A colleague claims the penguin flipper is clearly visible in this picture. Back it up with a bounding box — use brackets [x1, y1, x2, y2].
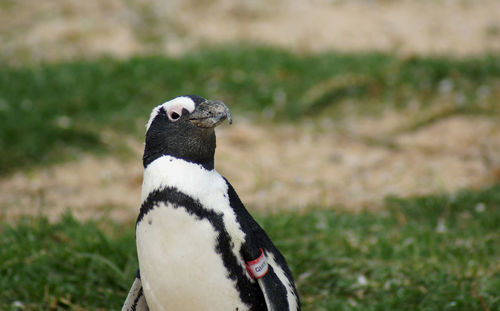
[245, 247, 292, 311]
[257, 277, 280, 311]
[121, 269, 149, 311]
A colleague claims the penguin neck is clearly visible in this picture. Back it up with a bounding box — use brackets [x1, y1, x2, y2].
[142, 126, 217, 171]
[143, 147, 215, 171]
[141, 155, 223, 204]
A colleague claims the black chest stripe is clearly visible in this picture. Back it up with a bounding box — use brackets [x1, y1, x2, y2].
[137, 186, 267, 310]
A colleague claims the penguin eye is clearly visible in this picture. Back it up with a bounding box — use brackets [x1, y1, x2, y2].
[169, 111, 181, 121]
[167, 107, 183, 122]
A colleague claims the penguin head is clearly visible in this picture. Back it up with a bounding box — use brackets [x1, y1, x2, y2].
[143, 95, 232, 170]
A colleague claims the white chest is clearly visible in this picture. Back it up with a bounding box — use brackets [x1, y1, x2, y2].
[137, 156, 251, 311]
[141, 156, 247, 255]
[136, 203, 249, 311]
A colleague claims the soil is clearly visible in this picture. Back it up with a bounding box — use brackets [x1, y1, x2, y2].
[1, 0, 499, 63]
[2, 114, 499, 221]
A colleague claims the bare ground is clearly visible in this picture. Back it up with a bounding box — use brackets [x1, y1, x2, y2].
[1, 0, 500, 64]
[2, 114, 499, 221]
[1, 0, 500, 221]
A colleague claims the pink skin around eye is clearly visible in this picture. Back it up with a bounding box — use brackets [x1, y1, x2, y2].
[167, 104, 184, 121]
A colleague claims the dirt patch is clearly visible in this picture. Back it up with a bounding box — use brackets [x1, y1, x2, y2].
[2, 115, 499, 221]
[1, 0, 500, 63]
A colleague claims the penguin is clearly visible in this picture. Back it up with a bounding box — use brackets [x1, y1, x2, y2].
[122, 95, 300, 311]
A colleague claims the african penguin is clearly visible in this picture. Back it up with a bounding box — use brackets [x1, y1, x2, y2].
[122, 95, 300, 311]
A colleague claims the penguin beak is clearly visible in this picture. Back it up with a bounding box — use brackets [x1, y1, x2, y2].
[189, 100, 233, 128]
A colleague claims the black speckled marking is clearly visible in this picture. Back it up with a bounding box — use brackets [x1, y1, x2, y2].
[131, 287, 144, 311]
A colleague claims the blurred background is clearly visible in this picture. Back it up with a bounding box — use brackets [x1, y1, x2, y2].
[1, 0, 499, 220]
[1, 0, 500, 309]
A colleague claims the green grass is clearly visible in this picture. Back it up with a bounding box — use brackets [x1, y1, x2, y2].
[1, 184, 499, 310]
[1, 46, 499, 174]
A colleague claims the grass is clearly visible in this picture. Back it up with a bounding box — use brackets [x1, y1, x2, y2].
[1, 184, 499, 311]
[0, 46, 499, 174]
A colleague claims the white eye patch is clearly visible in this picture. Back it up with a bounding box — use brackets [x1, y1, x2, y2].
[146, 96, 197, 131]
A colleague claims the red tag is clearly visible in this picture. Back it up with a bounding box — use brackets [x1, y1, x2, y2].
[246, 248, 269, 279]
